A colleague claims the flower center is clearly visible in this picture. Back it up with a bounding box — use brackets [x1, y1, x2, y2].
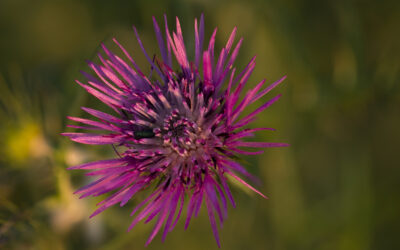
[154, 109, 200, 156]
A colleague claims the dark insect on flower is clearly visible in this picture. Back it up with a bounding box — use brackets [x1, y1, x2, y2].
[62, 14, 288, 247]
[133, 129, 155, 140]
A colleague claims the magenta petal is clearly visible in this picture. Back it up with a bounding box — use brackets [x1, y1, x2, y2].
[68, 158, 126, 170]
[128, 193, 165, 231]
[205, 177, 224, 224]
[145, 197, 170, 246]
[231, 141, 290, 148]
[67, 116, 117, 132]
[227, 171, 268, 199]
[120, 182, 146, 206]
[153, 16, 168, 64]
[170, 190, 184, 232]
[218, 172, 236, 208]
[251, 75, 287, 104]
[81, 107, 123, 123]
[234, 94, 282, 128]
[206, 196, 221, 248]
[185, 191, 198, 230]
[162, 186, 182, 241]
[133, 26, 165, 81]
[220, 159, 261, 185]
[203, 51, 213, 87]
[62, 133, 125, 145]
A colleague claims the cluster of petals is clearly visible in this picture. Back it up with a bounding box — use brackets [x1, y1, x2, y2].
[62, 14, 287, 247]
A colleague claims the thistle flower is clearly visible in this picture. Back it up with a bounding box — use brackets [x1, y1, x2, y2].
[62, 15, 288, 247]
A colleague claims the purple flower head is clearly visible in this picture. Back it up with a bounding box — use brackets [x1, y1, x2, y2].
[62, 15, 288, 247]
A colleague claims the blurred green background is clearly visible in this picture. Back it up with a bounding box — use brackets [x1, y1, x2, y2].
[0, 0, 399, 249]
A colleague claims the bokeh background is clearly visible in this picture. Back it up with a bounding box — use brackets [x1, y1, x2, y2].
[1, 0, 399, 249]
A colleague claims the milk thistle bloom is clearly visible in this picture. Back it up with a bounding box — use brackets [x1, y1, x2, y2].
[62, 15, 287, 246]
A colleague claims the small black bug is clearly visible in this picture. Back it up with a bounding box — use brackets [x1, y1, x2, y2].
[133, 129, 155, 139]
